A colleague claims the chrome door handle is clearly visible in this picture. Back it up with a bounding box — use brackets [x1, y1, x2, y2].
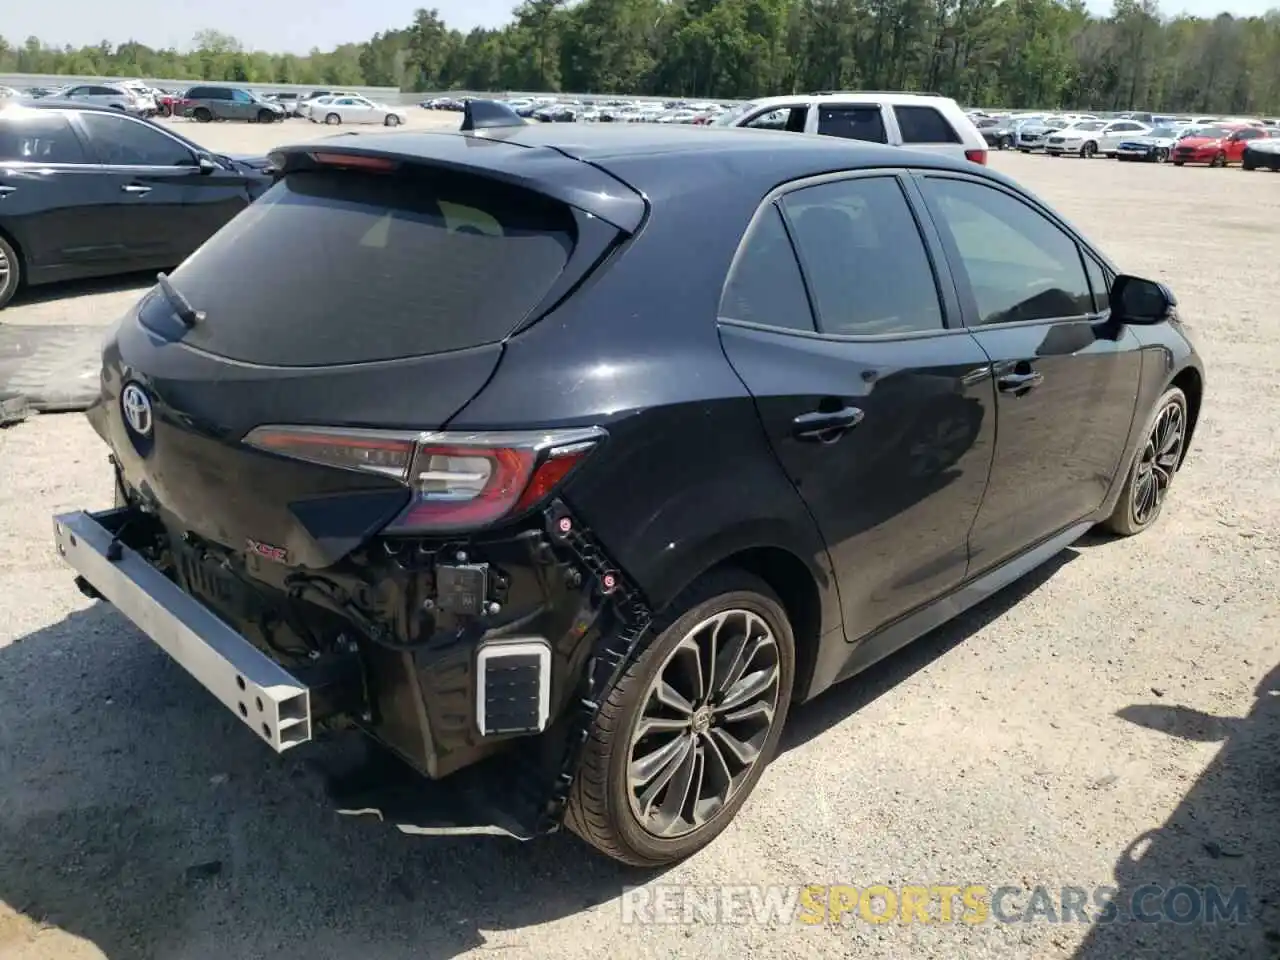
[0, 186, 15, 197]
[121, 184, 151, 195]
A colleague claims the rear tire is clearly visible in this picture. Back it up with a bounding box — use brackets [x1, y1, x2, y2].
[193, 107, 212, 123]
[0, 233, 21, 310]
[325, 113, 341, 125]
[1101, 387, 1188, 537]
[1173, 160, 1185, 166]
[1242, 155, 1256, 171]
[565, 569, 795, 867]
[1210, 151, 1226, 167]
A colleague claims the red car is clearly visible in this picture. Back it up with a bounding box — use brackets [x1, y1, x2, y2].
[1171, 123, 1268, 167]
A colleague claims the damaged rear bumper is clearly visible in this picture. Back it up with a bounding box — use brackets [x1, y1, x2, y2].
[52, 503, 653, 841]
[54, 508, 314, 752]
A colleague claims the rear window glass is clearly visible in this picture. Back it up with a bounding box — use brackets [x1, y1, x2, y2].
[165, 167, 576, 366]
[894, 105, 961, 144]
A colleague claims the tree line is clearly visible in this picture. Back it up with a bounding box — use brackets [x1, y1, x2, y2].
[3, 0, 1280, 114]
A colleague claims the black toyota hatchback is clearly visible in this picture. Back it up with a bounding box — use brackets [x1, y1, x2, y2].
[58, 103, 1205, 867]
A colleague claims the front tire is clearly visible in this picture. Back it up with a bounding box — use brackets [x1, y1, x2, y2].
[257, 108, 276, 124]
[0, 233, 21, 310]
[1211, 151, 1226, 167]
[1155, 147, 1169, 163]
[566, 570, 795, 866]
[1101, 387, 1188, 536]
[384, 114, 401, 127]
[1082, 141, 1097, 159]
[999, 135, 1012, 150]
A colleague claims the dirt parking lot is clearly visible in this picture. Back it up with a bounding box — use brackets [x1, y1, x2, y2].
[1, 124, 1278, 960]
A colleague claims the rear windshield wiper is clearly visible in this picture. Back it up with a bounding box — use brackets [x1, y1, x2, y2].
[155, 272, 205, 327]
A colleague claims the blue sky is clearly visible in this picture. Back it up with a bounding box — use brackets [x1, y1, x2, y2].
[4, 0, 1276, 55]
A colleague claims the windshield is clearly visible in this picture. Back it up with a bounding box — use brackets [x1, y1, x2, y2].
[1071, 121, 1106, 131]
[712, 102, 756, 126]
[1147, 127, 1178, 138]
[1188, 126, 1229, 139]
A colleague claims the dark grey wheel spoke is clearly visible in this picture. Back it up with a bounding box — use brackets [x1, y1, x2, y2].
[628, 607, 782, 839]
[1131, 400, 1185, 526]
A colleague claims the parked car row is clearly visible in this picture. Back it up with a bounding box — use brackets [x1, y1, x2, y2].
[965, 108, 1280, 168]
[421, 94, 735, 125]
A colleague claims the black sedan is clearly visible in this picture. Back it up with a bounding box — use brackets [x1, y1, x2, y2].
[0, 100, 273, 309]
[975, 116, 1015, 149]
[1242, 135, 1280, 171]
[57, 103, 1204, 868]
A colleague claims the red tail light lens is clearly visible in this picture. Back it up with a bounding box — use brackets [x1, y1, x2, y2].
[244, 425, 605, 533]
[965, 148, 988, 165]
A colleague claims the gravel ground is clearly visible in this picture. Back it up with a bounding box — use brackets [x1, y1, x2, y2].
[1, 134, 1278, 960]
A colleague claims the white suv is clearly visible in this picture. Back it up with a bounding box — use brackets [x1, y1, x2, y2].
[713, 92, 989, 163]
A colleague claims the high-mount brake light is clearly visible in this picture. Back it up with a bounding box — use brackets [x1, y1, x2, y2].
[242, 426, 606, 533]
[308, 152, 400, 172]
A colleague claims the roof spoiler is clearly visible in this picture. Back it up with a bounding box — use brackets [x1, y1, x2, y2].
[461, 98, 526, 133]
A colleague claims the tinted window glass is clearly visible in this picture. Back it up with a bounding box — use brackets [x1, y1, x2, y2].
[166, 168, 578, 366]
[921, 177, 1091, 325]
[90, 86, 119, 96]
[744, 107, 799, 131]
[1085, 256, 1110, 313]
[895, 105, 960, 144]
[0, 114, 88, 163]
[783, 177, 943, 336]
[232, 89, 253, 102]
[79, 113, 194, 166]
[186, 87, 209, 98]
[1238, 128, 1263, 140]
[817, 106, 887, 144]
[719, 205, 815, 333]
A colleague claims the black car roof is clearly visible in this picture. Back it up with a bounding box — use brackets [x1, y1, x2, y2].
[273, 123, 995, 232]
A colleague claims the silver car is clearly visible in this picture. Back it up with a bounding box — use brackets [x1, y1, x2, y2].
[54, 82, 145, 116]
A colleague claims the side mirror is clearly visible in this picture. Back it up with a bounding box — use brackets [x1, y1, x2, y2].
[1111, 274, 1176, 325]
[196, 155, 217, 174]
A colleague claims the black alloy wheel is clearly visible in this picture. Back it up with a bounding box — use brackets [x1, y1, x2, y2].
[1102, 387, 1188, 536]
[566, 570, 795, 866]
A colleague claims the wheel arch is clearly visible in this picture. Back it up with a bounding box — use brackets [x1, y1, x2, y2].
[1169, 364, 1203, 461]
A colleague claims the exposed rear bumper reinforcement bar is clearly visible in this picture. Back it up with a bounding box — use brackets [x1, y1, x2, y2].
[52, 509, 312, 753]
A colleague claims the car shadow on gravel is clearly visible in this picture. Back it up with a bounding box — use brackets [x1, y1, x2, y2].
[781, 547, 1079, 750]
[0, 603, 658, 960]
[4, 271, 154, 309]
[1071, 662, 1280, 959]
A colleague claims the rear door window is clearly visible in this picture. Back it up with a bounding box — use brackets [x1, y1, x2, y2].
[895, 105, 961, 144]
[166, 167, 579, 366]
[782, 176, 944, 336]
[719, 205, 815, 333]
[816, 106, 888, 144]
[0, 113, 89, 163]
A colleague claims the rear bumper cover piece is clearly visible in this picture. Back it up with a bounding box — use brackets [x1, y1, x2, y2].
[53, 509, 313, 752]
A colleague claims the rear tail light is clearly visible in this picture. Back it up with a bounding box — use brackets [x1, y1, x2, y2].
[244, 425, 605, 533]
[965, 148, 988, 165]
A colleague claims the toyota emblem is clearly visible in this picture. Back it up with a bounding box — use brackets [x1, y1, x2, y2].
[121, 383, 153, 438]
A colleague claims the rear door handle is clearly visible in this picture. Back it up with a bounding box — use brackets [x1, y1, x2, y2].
[996, 371, 1044, 394]
[121, 184, 151, 195]
[793, 406, 865, 442]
